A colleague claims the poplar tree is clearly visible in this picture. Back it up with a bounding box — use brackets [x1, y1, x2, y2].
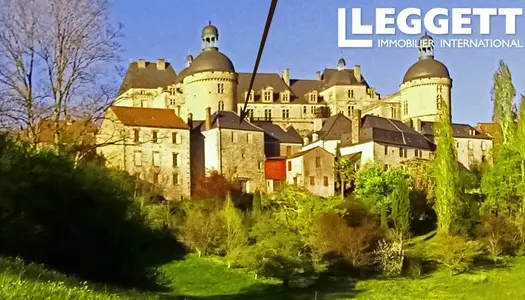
[433, 98, 460, 235]
[492, 60, 517, 149]
[391, 177, 411, 238]
[515, 95, 525, 211]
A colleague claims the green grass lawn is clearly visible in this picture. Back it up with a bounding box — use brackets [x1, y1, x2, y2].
[4, 248, 525, 299]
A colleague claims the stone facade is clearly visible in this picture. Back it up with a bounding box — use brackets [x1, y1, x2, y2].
[286, 147, 335, 198]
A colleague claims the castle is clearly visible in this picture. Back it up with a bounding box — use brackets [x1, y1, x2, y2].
[96, 23, 493, 200]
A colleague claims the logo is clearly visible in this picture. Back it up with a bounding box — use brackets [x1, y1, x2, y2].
[338, 8, 524, 48]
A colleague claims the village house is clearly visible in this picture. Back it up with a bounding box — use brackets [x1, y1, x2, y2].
[286, 146, 335, 197]
[96, 106, 191, 200]
[190, 109, 266, 194]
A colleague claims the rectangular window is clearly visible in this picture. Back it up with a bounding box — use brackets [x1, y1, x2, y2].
[152, 131, 158, 143]
[247, 109, 254, 118]
[481, 141, 486, 150]
[384, 145, 389, 155]
[152, 151, 160, 167]
[264, 91, 272, 101]
[398, 148, 407, 158]
[347, 105, 354, 116]
[247, 133, 253, 143]
[218, 101, 224, 111]
[309, 93, 317, 103]
[264, 109, 272, 120]
[391, 107, 397, 119]
[134, 151, 142, 167]
[172, 132, 179, 144]
[282, 109, 289, 119]
[172, 153, 178, 167]
[281, 93, 289, 102]
[217, 83, 224, 94]
[286, 146, 292, 156]
[348, 89, 354, 98]
[287, 161, 292, 171]
[468, 140, 473, 150]
[315, 157, 321, 168]
[323, 176, 329, 187]
[415, 149, 422, 158]
[141, 100, 148, 108]
[303, 106, 307, 114]
[456, 142, 460, 148]
[403, 102, 408, 115]
[133, 129, 140, 143]
[153, 173, 159, 184]
[172, 173, 179, 186]
[258, 162, 264, 169]
[309, 176, 315, 186]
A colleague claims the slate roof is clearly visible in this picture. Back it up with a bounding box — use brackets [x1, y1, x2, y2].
[288, 146, 334, 159]
[321, 68, 372, 89]
[118, 61, 177, 95]
[339, 115, 434, 150]
[193, 111, 263, 132]
[251, 121, 303, 144]
[316, 113, 353, 140]
[110, 106, 188, 129]
[421, 122, 491, 140]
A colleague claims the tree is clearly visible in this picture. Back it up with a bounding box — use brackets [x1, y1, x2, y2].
[492, 60, 517, 149]
[334, 143, 355, 197]
[0, 0, 121, 147]
[514, 95, 525, 212]
[390, 177, 411, 238]
[221, 197, 248, 268]
[433, 97, 461, 236]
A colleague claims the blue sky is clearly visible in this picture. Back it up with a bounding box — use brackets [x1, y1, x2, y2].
[110, 0, 525, 125]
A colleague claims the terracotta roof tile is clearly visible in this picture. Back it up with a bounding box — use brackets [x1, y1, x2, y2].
[110, 106, 188, 129]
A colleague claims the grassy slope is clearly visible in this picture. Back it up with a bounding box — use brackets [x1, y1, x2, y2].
[0, 257, 152, 300]
[4, 247, 525, 299]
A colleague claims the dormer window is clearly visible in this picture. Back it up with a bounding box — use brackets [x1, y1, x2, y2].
[168, 86, 176, 96]
[281, 91, 290, 102]
[262, 87, 274, 102]
[245, 90, 255, 102]
[469, 129, 476, 136]
[309, 92, 318, 103]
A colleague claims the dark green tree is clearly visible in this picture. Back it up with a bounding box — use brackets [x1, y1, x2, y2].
[492, 60, 517, 149]
[390, 177, 411, 238]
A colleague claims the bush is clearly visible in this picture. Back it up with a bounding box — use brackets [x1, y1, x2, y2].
[427, 235, 484, 275]
[403, 256, 423, 278]
[177, 206, 225, 257]
[375, 239, 404, 277]
[0, 135, 177, 287]
[477, 215, 520, 263]
[313, 213, 382, 269]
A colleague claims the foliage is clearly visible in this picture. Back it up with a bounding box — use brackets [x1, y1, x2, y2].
[0, 135, 176, 287]
[252, 191, 262, 217]
[477, 215, 520, 263]
[334, 143, 356, 197]
[221, 198, 248, 267]
[247, 213, 313, 287]
[177, 207, 225, 257]
[355, 163, 409, 228]
[481, 147, 522, 215]
[390, 177, 411, 237]
[432, 97, 461, 235]
[192, 171, 235, 205]
[264, 187, 344, 247]
[427, 235, 484, 275]
[375, 239, 404, 277]
[313, 213, 382, 269]
[492, 60, 517, 148]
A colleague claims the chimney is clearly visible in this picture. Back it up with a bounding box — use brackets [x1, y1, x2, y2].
[414, 118, 422, 132]
[187, 113, 193, 129]
[351, 109, 362, 144]
[303, 136, 310, 145]
[186, 55, 193, 67]
[316, 71, 321, 80]
[156, 59, 166, 70]
[313, 118, 323, 132]
[204, 107, 211, 130]
[283, 69, 290, 86]
[137, 59, 146, 68]
[312, 133, 319, 142]
[354, 65, 361, 82]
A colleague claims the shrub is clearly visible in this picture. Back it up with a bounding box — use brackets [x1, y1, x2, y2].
[313, 213, 382, 269]
[375, 239, 404, 277]
[0, 135, 176, 287]
[403, 256, 423, 278]
[477, 215, 520, 263]
[427, 235, 484, 275]
[177, 207, 225, 257]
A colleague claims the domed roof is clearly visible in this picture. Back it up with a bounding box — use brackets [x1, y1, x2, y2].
[177, 49, 235, 82]
[202, 24, 218, 37]
[403, 58, 450, 83]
